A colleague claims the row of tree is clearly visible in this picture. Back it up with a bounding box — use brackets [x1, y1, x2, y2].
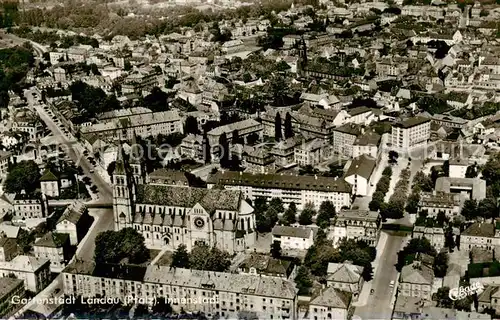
[380, 168, 411, 220]
[369, 166, 392, 212]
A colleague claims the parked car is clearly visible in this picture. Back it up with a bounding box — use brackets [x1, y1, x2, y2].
[389, 280, 395, 288]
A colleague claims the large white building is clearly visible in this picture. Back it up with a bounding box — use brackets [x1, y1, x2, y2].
[271, 225, 315, 251]
[80, 110, 183, 140]
[391, 117, 431, 152]
[207, 171, 352, 211]
[62, 261, 298, 319]
[344, 155, 377, 197]
[113, 144, 256, 254]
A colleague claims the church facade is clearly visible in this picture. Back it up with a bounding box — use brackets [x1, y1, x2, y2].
[112, 143, 256, 254]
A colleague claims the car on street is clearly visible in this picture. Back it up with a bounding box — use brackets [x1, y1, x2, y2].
[389, 280, 395, 288]
[89, 169, 94, 173]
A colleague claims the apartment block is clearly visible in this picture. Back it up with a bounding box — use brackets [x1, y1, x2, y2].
[391, 117, 431, 151]
[207, 171, 352, 211]
[62, 261, 298, 319]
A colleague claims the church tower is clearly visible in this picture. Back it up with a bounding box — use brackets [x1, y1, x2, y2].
[113, 143, 134, 231]
[297, 36, 308, 76]
[129, 133, 144, 186]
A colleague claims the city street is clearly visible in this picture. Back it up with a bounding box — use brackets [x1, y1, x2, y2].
[25, 88, 112, 202]
[76, 208, 115, 261]
[354, 232, 406, 320]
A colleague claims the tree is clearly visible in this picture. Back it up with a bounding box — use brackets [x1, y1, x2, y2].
[294, 266, 313, 295]
[269, 198, 284, 213]
[435, 287, 453, 308]
[406, 192, 420, 214]
[218, 133, 230, 168]
[461, 199, 478, 220]
[284, 112, 294, 139]
[434, 252, 448, 277]
[184, 116, 200, 135]
[478, 198, 498, 219]
[444, 228, 455, 251]
[299, 204, 315, 225]
[396, 237, 436, 271]
[369, 191, 385, 212]
[274, 112, 282, 141]
[5, 160, 41, 194]
[316, 201, 336, 229]
[282, 202, 297, 225]
[380, 200, 404, 220]
[189, 244, 231, 272]
[270, 240, 282, 258]
[382, 166, 392, 176]
[465, 164, 478, 178]
[17, 228, 34, 253]
[144, 87, 171, 112]
[388, 151, 399, 164]
[436, 211, 447, 226]
[202, 131, 211, 164]
[361, 262, 373, 281]
[442, 160, 450, 177]
[171, 244, 190, 269]
[107, 161, 116, 178]
[94, 228, 149, 264]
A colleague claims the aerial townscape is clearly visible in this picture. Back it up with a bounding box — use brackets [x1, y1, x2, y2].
[2, 0, 500, 319]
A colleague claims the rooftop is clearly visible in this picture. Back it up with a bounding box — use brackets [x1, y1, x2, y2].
[345, 154, 376, 180]
[34, 232, 69, 248]
[394, 116, 430, 129]
[326, 262, 363, 283]
[207, 171, 352, 193]
[63, 261, 297, 299]
[462, 222, 495, 238]
[400, 261, 434, 285]
[272, 225, 313, 239]
[309, 287, 351, 309]
[136, 185, 242, 214]
[0, 277, 23, 299]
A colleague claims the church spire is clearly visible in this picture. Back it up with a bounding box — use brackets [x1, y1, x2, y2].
[130, 132, 142, 164]
[115, 142, 126, 175]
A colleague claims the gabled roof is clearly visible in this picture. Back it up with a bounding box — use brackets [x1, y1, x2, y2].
[272, 225, 313, 239]
[326, 262, 363, 283]
[400, 262, 434, 285]
[462, 223, 495, 238]
[309, 287, 351, 309]
[40, 170, 58, 182]
[345, 154, 376, 180]
[35, 232, 69, 248]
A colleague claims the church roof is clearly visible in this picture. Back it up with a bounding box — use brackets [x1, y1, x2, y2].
[136, 185, 241, 214]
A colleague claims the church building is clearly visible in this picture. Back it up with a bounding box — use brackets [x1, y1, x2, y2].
[112, 140, 256, 254]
